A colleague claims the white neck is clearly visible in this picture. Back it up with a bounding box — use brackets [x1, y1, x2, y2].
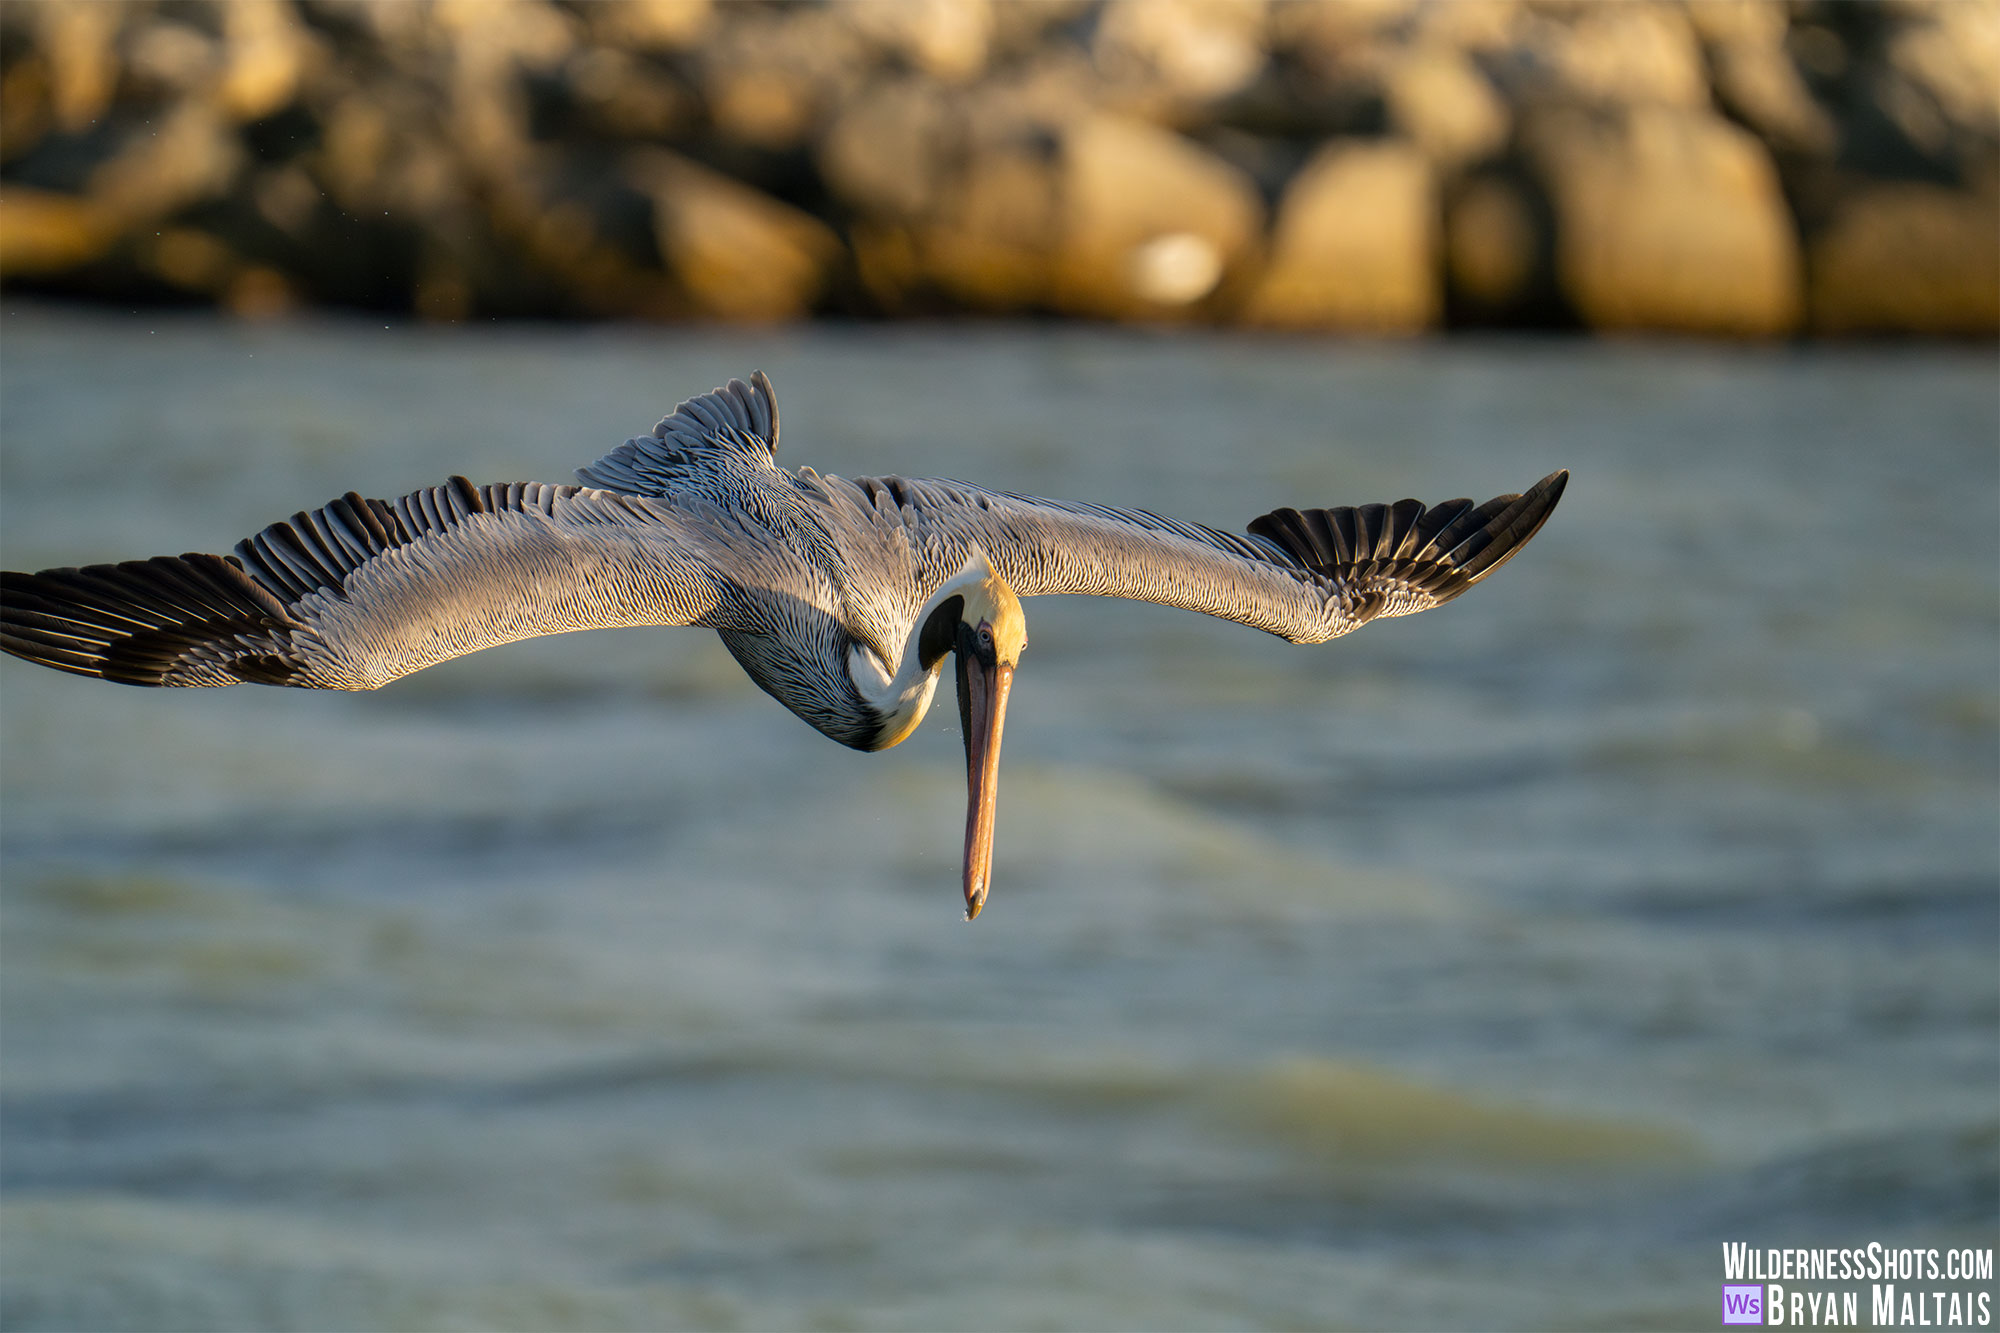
[847, 560, 993, 752]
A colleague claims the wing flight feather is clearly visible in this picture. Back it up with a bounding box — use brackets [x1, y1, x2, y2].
[1, 480, 736, 689]
[876, 471, 1568, 644]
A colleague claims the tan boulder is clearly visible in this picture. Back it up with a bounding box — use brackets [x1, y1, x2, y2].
[1049, 112, 1264, 319]
[1527, 106, 1802, 336]
[560, 47, 694, 141]
[432, 1, 577, 179]
[1270, 0, 1420, 72]
[1683, 0, 1788, 50]
[216, 0, 315, 123]
[1706, 38, 1838, 156]
[630, 149, 842, 320]
[314, 90, 466, 222]
[1383, 45, 1510, 173]
[1887, 4, 2000, 141]
[1551, 3, 1710, 109]
[1685, 0, 1837, 155]
[1809, 183, 2000, 335]
[431, 0, 577, 65]
[924, 123, 1063, 311]
[87, 103, 245, 226]
[846, 0, 994, 82]
[582, 0, 715, 52]
[819, 78, 954, 223]
[31, 0, 120, 132]
[122, 20, 220, 101]
[0, 187, 112, 277]
[988, 1, 1096, 60]
[1239, 139, 1439, 332]
[913, 108, 1263, 319]
[142, 226, 235, 293]
[1409, 0, 1523, 56]
[1093, 0, 1269, 106]
[701, 8, 872, 151]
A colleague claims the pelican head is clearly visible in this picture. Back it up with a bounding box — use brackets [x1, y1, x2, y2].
[853, 555, 1026, 919]
[939, 564, 1025, 921]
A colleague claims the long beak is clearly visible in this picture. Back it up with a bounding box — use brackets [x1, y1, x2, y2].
[956, 650, 1014, 921]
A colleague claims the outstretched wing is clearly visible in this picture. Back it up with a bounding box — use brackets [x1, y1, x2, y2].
[865, 470, 1568, 644]
[1, 478, 737, 689]
[575, 371, 780, 496]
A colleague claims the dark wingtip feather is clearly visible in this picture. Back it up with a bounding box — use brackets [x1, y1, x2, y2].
[1455, 469, 1568, 587]
[1, 556, 303, 687]
[1247, 469, 1568, 619]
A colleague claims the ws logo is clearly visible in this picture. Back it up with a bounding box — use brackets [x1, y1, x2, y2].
[1724, 1284, 1763, 1325]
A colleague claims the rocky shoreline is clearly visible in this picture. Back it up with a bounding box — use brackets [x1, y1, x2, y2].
[1, 0, 1993, 334]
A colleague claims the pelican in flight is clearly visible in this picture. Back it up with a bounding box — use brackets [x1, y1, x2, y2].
[0, 373, 1566, 919]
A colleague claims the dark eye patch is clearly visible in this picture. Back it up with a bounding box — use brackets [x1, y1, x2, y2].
[918, 595, 964, 672]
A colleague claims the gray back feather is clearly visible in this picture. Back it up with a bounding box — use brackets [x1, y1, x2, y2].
[575, 371, 780, 496]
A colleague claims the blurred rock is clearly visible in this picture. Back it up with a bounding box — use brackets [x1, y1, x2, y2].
[473, 146, 670, 316]
[1872, 2, 2000, 176]
[847, 0, 994, 82]
[224, 263, 299, 319]
[314, 89, 463, 222]
[31, 0, 120, 132]
[123, 20, 221, 102]
[1887, 3, 2000, 140]
[702, 8, 871, 151]
[1445, 169, 1546, 318]
[631, 148, 842, 320]
[89, 103, 244, 226]
[435, 0, 576, 173]
[251, 164, 322, 237]
[0, 185, 111, 276]
[433, 0, 576, 66]
[819, 77, 953, 223]
[1549, 3, 1710, 109]
[1383, 45, 1509, 174]
[1270, 0, 1419, 78]
[1093, 0, 1268, 107]
[988, 0, 1095, 60]
[581, 0, 715, 53]
[1707, 40, 1839, 157]
[1684, 0, 1837, 157]
[0, 42, 54, 165]
[1786, 20, 1847, 83]
[923, 116, 1064, 311]
[558, 47, 695, 141]
[0, 0, 1983, 336]
[1049, 111, 1263, 318]
[1409, 0, 1521, 55]
[913, 105, 1261, 318]
[1683, 0, 1787, 51]
[848, 220, 926, 311]
[1808, 182, 2000, 335]
[1239, 138, 1437, 332]
[1527, 106, 1801, 337]
[216, 0, 315, 123]
[138, 225, 236, 296]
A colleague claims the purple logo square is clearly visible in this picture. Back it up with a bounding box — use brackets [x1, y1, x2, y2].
[1723, 1284, 1763, 1325]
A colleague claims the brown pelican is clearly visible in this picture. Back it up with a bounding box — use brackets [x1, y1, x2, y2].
[0, 373, 1566, 919]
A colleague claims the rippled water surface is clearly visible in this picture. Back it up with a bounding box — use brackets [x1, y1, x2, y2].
[2, 307, 1995, 1330]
